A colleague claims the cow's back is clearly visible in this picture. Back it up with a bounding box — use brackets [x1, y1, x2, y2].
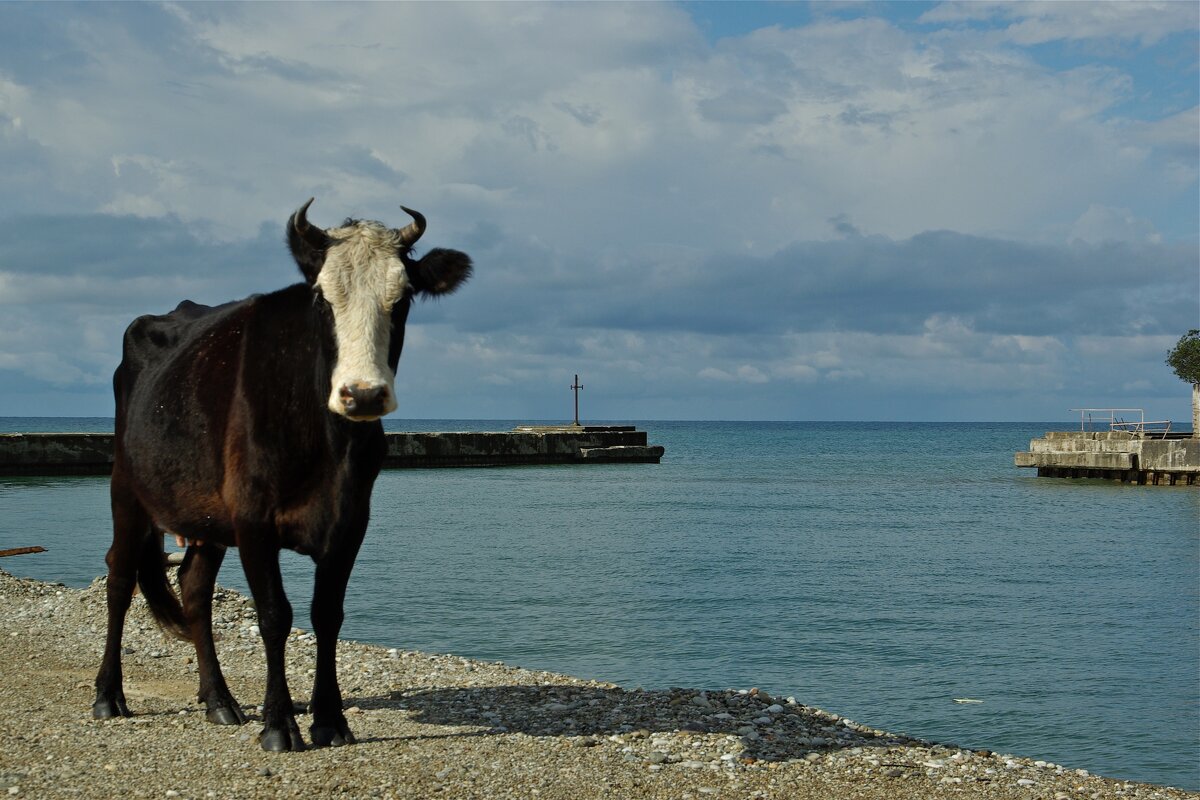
[118, 299, 232, 378]
[114, 297, 256, 540]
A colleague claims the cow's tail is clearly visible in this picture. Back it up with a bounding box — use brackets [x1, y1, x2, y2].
[136, 525, 191, 642]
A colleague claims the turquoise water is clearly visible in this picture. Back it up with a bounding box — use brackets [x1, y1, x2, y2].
[1, 418, 1196, 790]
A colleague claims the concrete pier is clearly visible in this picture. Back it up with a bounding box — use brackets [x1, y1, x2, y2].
[1015, 431, 1198, 485]
[0, 426, 664, 476]
[383, 426, 664, 468]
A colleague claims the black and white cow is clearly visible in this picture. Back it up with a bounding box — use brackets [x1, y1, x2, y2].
[93, 200, 471, 751]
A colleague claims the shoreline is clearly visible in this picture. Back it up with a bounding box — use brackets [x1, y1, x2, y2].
[0, 567, 1193, 799]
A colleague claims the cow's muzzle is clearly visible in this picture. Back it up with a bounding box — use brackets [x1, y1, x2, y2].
[336, 382, 395, 421]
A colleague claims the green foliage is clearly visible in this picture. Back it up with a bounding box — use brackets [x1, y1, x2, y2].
[1166, 329, 1200, 384]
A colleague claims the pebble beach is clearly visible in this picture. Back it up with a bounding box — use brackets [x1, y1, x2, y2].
[0, 567, 1193, 800]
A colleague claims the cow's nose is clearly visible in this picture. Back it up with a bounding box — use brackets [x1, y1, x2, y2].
[339, 384, 390, 419]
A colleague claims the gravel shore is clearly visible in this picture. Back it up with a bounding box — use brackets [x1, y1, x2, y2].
[0, 567, 1192, 800]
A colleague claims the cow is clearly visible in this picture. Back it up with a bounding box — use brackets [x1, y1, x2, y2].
[92, 199, 471, 751]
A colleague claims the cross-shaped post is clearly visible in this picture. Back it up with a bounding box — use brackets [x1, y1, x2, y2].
[570, 374, 583, 426]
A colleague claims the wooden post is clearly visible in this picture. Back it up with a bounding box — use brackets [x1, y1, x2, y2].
[570, 374, 583, 426]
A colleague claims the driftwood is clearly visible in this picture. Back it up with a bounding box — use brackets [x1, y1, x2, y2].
[0, 546, 47, 558]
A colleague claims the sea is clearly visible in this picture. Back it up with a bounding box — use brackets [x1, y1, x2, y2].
[1, 418, 1196, 790]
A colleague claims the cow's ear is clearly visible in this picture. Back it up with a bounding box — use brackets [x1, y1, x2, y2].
[287, 199, 330, 284]
[408, 248, 472, 297]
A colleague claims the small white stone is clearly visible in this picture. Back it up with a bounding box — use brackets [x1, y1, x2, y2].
[1016, 778, 1036, 787]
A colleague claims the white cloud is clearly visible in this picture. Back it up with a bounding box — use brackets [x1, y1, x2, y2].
[1070, 204, 1161, 244]
[0, 2, 1192, 246]
[0, 3, 1194, 420]
[920, 1, 1198, 46]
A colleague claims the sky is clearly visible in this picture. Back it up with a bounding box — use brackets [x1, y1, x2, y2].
[0, 1, 1196, 422]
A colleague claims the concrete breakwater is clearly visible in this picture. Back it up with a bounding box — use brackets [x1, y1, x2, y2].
[0, 425, 664, 476]
[1015, 431, 1198, 485]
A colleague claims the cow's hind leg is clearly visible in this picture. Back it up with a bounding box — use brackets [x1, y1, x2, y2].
[308, 547, 361, 748]
[237, 529, 305, 751]
[179, 543, 246, 725]
[93, 473, 145, 719]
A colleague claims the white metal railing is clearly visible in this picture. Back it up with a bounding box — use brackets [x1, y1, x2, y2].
[1069, 408, 1172, 436]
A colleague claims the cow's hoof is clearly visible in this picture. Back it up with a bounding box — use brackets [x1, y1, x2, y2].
[259, 723, 306, 752]
[310, 723, 356, 748]
[206, 704, 247, 726]
[92, 698, 131, 719]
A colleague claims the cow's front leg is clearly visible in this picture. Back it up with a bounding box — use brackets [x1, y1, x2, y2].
[237, 530, 304, 751]
[308, 547, 360, 748]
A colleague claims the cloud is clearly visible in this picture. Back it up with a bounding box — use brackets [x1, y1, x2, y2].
[1, 2, 1194, 246]
[0, 2, 1194, 420]
[920, 2, 1199, 46]
[698, 365, 770, 384]
[697, 89, 788, 125]
[0, 212, 301, 404]
[1069, 204, 1161, 244]
[454, 228, 1195, 338]
[0, 205, 1193, 418]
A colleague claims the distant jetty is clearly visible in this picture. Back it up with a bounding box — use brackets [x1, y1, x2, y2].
[0, 425, 664, 476]
[1015, 431, 1198, 485]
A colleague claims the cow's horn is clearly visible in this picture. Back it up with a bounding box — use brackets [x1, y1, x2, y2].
[292, 197, 327, 248]
[396, 206, 427, 247]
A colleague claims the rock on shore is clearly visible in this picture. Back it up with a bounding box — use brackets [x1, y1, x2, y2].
[0, 567, 1192, 799]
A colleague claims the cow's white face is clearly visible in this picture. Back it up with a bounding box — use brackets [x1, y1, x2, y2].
[288, 199, 472, 422]
[316, 221, 407, 420]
